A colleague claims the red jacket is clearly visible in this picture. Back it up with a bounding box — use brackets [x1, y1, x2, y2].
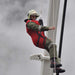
[26, 20, 47, 49]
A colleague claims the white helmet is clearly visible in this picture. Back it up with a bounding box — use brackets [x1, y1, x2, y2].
[27, 9, 39, 19]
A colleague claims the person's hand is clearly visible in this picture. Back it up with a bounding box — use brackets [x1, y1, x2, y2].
[49, 26, 55, 30]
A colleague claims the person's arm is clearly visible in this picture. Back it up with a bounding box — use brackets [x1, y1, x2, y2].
[27, 22, 55, 31]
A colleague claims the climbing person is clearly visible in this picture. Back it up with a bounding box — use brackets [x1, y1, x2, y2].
[24, 9, 65, 73]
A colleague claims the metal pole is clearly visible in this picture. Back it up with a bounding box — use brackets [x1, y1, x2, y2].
[57, 0, 67, 75]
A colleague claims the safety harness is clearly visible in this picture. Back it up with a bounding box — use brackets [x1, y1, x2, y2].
[25, 19, 47, 49]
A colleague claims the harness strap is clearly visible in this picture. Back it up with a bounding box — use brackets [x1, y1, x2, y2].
[36, 32, 40, 47]
[43, 37, 46, 48]
[36, 32, 46, 48]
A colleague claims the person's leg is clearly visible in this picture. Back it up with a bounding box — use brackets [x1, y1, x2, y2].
[45, 38, 57, 59]
[45, 38, 62, 68]
[45, 38, 65, 73]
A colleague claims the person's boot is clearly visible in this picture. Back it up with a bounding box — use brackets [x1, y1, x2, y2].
[53, 67, 65, 73]
[50, 58, 62, 68]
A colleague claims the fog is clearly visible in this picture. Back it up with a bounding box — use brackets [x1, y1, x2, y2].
[0, 0, 75, 75]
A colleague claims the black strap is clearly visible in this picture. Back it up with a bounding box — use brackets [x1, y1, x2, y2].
[36, 32, 46, 48]
[36, 32, 41, 47]
[43, 37, 46, 48]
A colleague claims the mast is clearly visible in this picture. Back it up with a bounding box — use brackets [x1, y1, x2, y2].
[47, 0, 60, 43]
[42, 0, 60, 75]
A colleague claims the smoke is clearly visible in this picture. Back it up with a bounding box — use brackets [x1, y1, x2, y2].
[0, 0, 28, 26]
[0, 0, 49, 26]
[0, 0, 49, 75]
[0, 0, 75, 75]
